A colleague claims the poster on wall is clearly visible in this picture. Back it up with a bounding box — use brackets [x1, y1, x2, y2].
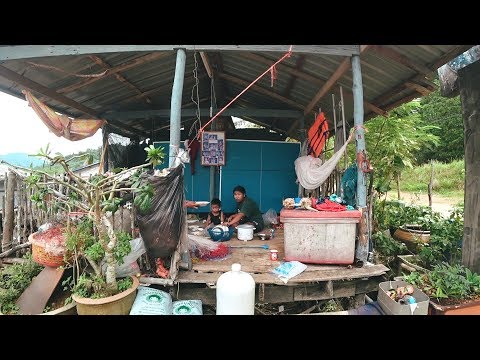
[201, 131, 225, 166]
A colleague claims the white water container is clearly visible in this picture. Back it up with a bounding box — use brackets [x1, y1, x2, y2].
[216, 263, 255, 315]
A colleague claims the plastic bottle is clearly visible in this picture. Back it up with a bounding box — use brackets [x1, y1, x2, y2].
[216, 263, 255, 315]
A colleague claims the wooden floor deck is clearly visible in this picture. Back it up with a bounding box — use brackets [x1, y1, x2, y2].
[158, 224, 389, 305]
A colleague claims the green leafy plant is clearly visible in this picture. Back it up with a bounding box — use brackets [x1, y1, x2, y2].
[1, 145, 166, 299]
[0, 253, 43, 314]
[404, 262, 480, 302]
[144, 144, 165, 167]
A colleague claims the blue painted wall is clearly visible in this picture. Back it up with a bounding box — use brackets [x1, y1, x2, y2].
[220, 140, 299, 214]
[153, 140, 300, 215]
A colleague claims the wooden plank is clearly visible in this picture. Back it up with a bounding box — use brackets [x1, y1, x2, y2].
[0, 45, 360, 61]
[404, 81, 433, 96]
[294, 281, 356, 301]
[16, 267, 65, 315]
[304, 45, 371, 115]
[104, 108, 303, 120]
[1, 172, 15, 252]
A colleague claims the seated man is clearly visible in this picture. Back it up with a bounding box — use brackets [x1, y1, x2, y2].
[224, 185, 264, 233]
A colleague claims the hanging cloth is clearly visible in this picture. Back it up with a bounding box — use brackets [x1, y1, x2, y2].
[23, 90, 105, 141]
[307, 112, 329, 157]
[295, 131, 353, 190]
[184, 138, 200, 175]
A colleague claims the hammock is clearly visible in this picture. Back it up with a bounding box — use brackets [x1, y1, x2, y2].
[23, 90, 105, 141]
[295, 135, 352, 190]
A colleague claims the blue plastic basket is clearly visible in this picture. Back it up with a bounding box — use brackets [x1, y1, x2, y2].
[208, 227, 234, 242]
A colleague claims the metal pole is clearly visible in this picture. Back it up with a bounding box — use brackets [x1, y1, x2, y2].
[169, 48, 187, 168]
[340, 86, 347, 170]
[351, 54, 368, 263]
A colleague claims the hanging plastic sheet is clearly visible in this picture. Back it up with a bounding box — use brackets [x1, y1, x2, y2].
[136, 165, 186, 260]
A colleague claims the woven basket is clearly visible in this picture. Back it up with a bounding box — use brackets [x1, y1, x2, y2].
[30, 232, 65, 268]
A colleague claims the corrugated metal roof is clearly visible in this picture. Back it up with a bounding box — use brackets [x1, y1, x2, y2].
[0, 45, 473, 140]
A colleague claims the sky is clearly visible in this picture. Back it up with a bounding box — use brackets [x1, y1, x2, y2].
[0, 92, 103, 156]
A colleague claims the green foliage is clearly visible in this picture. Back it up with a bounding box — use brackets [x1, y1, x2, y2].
[404, 263, 480, 301]
[144, 144, 165, 167]
[418, 88, 464, 163]
[72, 273, 133, 299]
[372, 231, 408, 257]
[134, 183, 154, 215]
[114, 232, 132, 266]
[362, 101, 440, 193]
[390, 160, 464, 196]
[416, 206, 464, 268]
[101, 197, 123, 214]
[0, 254, 43, 314]
[374, 199, 442, 232]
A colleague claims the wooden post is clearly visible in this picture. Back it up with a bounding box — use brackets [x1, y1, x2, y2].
[2, 172, 16, 252]
[169, 48, 187, 168]
[458, 61, 480, 273]
[428, 160, 434, 207]
[351, 55, 368, 263]
[15, 182, 22, 247]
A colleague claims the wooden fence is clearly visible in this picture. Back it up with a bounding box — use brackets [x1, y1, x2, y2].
[0, 170, 135, 259]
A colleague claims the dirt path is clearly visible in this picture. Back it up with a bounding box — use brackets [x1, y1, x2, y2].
[386, 192, 463, 217]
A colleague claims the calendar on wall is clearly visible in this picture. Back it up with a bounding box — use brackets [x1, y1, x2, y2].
[201, 131, 225, 166]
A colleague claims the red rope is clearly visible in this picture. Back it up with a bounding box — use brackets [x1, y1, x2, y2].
[197, 45, 293, 139]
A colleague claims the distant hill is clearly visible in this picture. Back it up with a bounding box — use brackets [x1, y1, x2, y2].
[0, 152, 45, 168]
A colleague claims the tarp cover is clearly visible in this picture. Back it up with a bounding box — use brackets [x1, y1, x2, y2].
[136, 165, 186, 259]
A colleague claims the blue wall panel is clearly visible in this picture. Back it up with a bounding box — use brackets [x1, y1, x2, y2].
[220, 140, 300, 213]
[154, 140, 300, 214]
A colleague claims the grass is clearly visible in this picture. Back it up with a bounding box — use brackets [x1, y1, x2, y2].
[392, 160, 464, 198]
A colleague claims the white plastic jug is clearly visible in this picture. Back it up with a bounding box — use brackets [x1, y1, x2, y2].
[216, 263, 255, 315]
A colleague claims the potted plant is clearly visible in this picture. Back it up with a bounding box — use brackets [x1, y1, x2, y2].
[1, 144, 165, 315]
[404, 263, 480, 315]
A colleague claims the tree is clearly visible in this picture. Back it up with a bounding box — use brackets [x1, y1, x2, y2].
[418, 87, 464, 163]
[1, 144, 165, 298]
[362, 101, 440, 197]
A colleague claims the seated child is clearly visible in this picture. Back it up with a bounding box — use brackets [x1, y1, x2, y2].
[205, 198, 225, 228]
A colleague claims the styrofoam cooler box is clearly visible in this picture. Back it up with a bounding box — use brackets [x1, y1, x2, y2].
[280, 208, 361, 264]
[377, 280, 430, 315]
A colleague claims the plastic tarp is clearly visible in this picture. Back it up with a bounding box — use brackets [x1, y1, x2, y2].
[135, 165, 186, 260]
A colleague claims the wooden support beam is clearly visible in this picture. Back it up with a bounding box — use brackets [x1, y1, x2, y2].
[404, 81, 432, 96]
[237, 52, 386, 118]
[0, 45, 360, 61]
[88, 55, 152, 103]
[56, 52, 168, 94]
[0, 64, 100, 118]
[102, 73, 208, 111]
[200, 52, 213, 79]
[0, 64, 147, 138]
[371, 45, 473, 110]
[218, 72, 305, 110]
[371, 45, 433, 76]
[103, 108, 303, 120]
[304, 45, 371, 115]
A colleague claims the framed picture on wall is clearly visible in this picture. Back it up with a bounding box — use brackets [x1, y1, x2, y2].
[201, 131, 225, 166]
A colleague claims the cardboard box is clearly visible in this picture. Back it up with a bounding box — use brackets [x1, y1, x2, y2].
[378, 280, 430, 315]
